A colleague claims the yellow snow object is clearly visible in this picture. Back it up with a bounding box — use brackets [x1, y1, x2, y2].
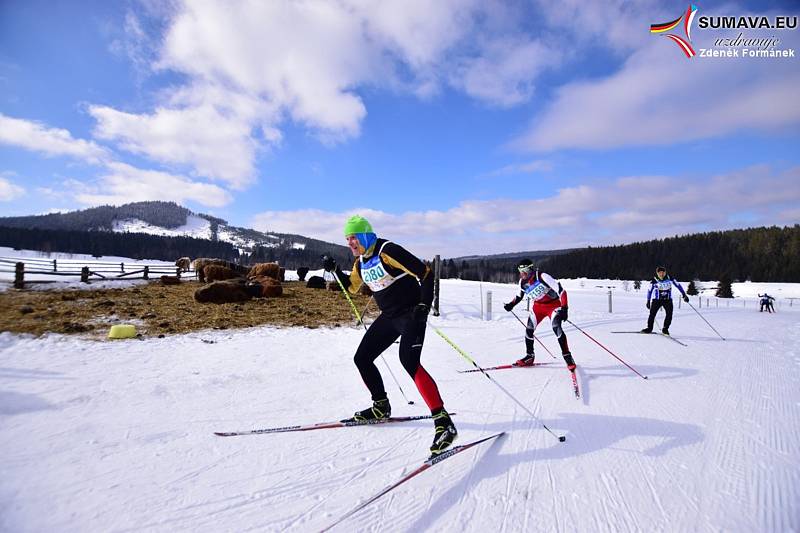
[108, 324, 137, 339]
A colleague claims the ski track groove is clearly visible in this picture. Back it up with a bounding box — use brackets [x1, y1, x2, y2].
[522, 372, 555, 532]
[283, 426, 422, 531]
[451, 407, 495, 529]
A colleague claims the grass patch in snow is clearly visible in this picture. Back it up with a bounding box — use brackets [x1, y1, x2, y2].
[0, 280, 372, 337]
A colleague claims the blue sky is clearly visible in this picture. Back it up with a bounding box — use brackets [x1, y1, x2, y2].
[1, 0, 798, 257]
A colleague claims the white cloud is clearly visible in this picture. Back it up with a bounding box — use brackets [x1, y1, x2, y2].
[90, 100, 261, 189]
[0, 113, 109, 164]
[73, 162, 233, 208]
[0, 175, 25, 201]
[483, 159, 553, 177]
[451, 37, 557, 107]
[251, 165, 800, 257]
[89, 0, 556, 184]
[514, 8, 800, 151]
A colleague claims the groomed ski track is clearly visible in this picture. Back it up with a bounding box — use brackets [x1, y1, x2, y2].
[1, 279, 798, 532]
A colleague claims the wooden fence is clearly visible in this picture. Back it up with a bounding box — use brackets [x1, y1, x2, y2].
[0, 256, 190, 289]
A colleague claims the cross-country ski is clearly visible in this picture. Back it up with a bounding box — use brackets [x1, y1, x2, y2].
[320, 432, 505, 532]
[213, 414, 443, 437]
[458, 361, 555, 373]
[611, 330, 688, 346]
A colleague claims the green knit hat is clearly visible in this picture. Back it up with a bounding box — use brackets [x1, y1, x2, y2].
[343, 215, 373, 236]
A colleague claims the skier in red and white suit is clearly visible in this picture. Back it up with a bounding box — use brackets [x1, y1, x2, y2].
[503, 259, 576, 372]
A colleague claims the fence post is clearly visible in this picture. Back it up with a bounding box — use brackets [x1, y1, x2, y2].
[698, 297, 701, 308]
[608, 290, 613, 313]
[678, 297, 682, 309]
[14, 262, 24, 289]
[143, 265, 149, 280]
[80, 266, 89, 283]
[53, 259, 57, 272]
[176, 267, 181, 278]
[716, 298, 719, 308]
[485, 291, 492, 321]
[432, 254, 441, 317]
[120, 262, 124, 273]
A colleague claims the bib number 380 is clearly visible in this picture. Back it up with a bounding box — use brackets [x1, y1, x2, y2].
[363, 265, 386, 283]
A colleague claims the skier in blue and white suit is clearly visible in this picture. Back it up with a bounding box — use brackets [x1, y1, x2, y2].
[641, 266, 689, 335]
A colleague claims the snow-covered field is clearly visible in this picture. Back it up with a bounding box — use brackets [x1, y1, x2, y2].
[1, 268, 799, 531]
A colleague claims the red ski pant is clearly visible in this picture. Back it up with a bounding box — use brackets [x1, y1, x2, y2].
[525, 300, 570, 355]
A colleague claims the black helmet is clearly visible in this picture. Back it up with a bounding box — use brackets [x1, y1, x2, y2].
[517, 258, 535, 274]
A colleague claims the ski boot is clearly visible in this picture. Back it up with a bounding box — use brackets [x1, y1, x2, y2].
[430, 409, 458, 456]
[346, 398, 391, 423]
[563, 352, 576, 372]
[514, 353, 536, 367]
[661, 328, 670, 335]
[640, 327, 652, 333]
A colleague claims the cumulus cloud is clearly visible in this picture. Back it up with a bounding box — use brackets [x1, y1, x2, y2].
[0, 113, 235, 208]
[0, 113, 109, 164]
[73, 162, 233, 207]
[90, 99, 261, 189]
[251, 165, 800, 257]
[89, 0, 555, 184]
[0, 174, 25, 201]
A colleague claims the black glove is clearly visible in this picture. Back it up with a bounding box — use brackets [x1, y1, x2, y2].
[503, 301, 515, 312]
[559, 305, 568, 321]
[683, 295, 689, 303]
[321, 255, 336, 272]
[412, 303, 429, 323]
[646, 301, 651, 309]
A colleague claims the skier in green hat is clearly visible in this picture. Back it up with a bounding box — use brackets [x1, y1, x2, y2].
[323, 214, 457, 456]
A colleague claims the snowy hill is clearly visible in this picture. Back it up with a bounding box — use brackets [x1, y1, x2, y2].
[0, 201, 336, 255]
[1, 277, 798, 531]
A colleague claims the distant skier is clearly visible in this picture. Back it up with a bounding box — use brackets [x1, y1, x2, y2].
[322, 215, 457, 456]
[502, 259, 576, 372]
[641, 266, 689, 335]
[758, 293, 776, 313]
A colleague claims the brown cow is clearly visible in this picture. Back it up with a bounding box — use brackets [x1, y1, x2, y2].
[175, 257, 191, 271]
[193, 280, 257, 304]
[204, 264, 242, 282]
[248, 262, 281, 280]
[192, 258, 229, 282]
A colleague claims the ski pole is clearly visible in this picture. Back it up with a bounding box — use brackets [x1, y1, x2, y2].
[431, 325, 566, 443]
[331, 269, 415, 405]
[685, 301, 725, 340]
[360, 295, 373, 320]
[509, 310, 557, 359]
[565, 319, 649, 380]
